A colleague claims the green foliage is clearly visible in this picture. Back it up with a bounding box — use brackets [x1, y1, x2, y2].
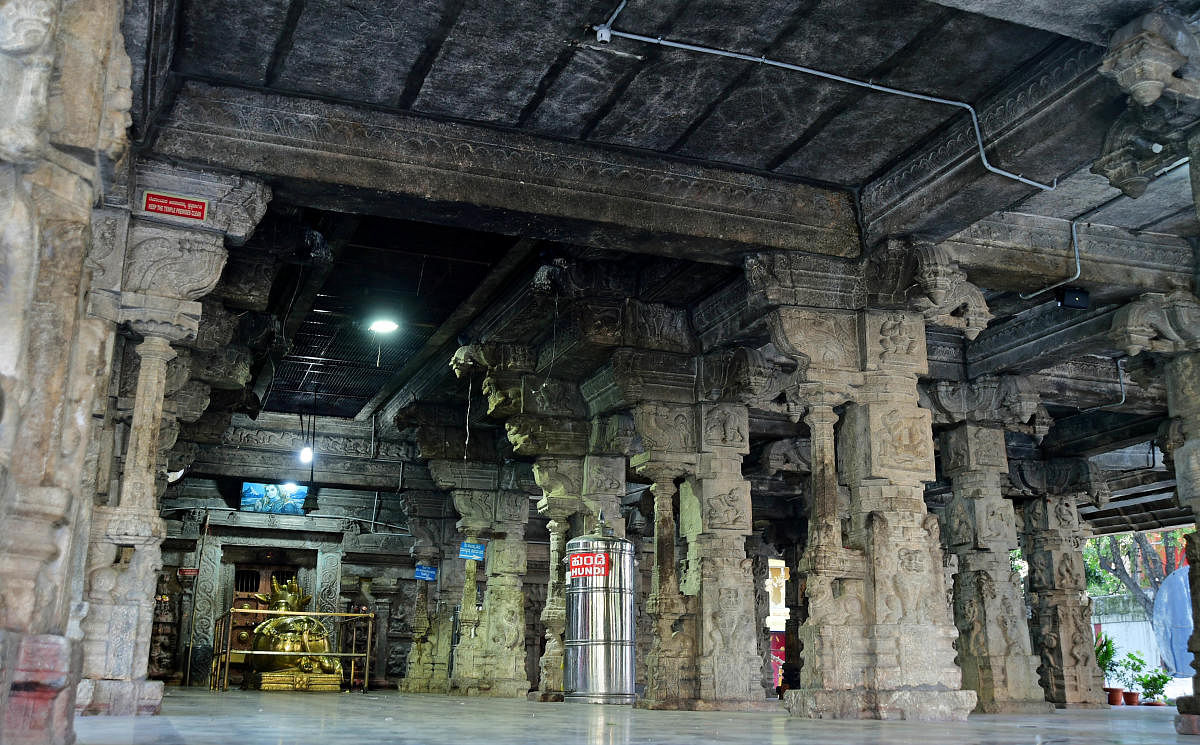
[1135, 668, 1172, 700]
[1115, 651, 1146, 689]
[1094, 632, 1118, 678]
[1083, 535, 1128, 596]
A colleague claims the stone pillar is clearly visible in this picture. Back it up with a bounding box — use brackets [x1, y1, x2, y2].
[76, 335, 176, 715]
[939, 424, 1052, 713]
[780, 309, 974, 721]
[448, 489, 489, 693]
[0, 0, 134, 731]
[400, 514, 448, 693]
[475, 490, 531, 697]
[635, 461, 699, 709]
[681, 403, 764, 708]
[530, 456, 584, 701]
[1104, 291, 1200, 730]
[744, 532, 775, 697]
[1019, 492, 1105, 708]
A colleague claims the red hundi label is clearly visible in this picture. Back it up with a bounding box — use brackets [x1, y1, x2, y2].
[142, 192, 208, 221]
[568, 552, 609, 579]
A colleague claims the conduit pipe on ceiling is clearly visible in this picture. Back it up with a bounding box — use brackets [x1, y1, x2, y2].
[593, 1, 1056, 192]
[1019, 158, 1190, 300]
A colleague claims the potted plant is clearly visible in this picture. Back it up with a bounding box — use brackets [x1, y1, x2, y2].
[1136, 667, 1172, 706]
[1116, 651, 1146, 705]
[1095, 632, 1122, 705]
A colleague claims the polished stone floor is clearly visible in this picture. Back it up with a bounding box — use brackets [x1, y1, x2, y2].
[75, 688, 1186, 745]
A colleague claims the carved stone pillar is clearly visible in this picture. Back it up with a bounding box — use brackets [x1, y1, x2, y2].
[475, 491, 531, 698]
[1018, 492, 1105, 708]
[531, 457, 583, 701]
[400, 514, 448, 693]
[1105, 290, 1200, 730]
[635, 461, 699, 709]
[447, 489, 490, 694]
[744, 532, 775, 697]
[778, 309, 974, 720]
[682, 403, 763, 707]
[939, 424, 1052, 713]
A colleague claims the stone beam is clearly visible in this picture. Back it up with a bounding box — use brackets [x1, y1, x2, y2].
[860, 41, 1116, 248]
[966, 303, 1121, 378]
[188, 445, 427, 491]
[924, 0, 1189, 44]
[1031, 358, 1167, 415]
[1038, 411, 1165, 457]
[940, 212, 1194, 300]
[153, 82, 859, 263]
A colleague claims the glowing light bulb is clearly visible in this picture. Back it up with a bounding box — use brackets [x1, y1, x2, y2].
[299, 446, 313, 463]
[368, 319, 399, 333]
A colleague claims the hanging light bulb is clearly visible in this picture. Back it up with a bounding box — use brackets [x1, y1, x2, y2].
[299, 446, 313, 463]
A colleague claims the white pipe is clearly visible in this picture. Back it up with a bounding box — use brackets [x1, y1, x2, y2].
[1082, 357, 1127, 413]
[1019, 218, 1082, 300]
[594, 9, 1056, 192]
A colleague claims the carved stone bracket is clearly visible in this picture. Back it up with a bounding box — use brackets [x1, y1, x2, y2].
[920, 374, 1046, 436]
[1110, 290, 1200, 357]
[1100, 12, 1200, 109]
[130, 160, 271, 244]
[1007, 457, 1111, 506]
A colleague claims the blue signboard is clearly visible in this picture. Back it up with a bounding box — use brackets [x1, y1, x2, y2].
[414, 564, 438, 582]
[459, 541, 486, 561]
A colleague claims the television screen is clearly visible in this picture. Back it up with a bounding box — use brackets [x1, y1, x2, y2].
[240, 482, 307, 515]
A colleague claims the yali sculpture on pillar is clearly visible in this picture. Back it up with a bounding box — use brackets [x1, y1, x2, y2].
[246, 577, 343, 691]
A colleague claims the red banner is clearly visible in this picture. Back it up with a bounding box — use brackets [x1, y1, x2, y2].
[568, 552, 609, 579]
[143, 192, 208, 221]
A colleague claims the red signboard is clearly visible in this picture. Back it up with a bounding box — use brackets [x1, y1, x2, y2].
[568, 552, 609, 579]
[177, 568, 200, 577]
[143, 191, 207, 221]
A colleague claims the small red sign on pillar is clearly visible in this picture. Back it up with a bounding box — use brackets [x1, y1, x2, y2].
[142, 191, 208, 221]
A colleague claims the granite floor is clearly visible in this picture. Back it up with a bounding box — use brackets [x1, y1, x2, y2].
[74, 688, 1186, 745]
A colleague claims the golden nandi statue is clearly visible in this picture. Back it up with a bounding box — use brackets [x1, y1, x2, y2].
[246, 577, 343, 691]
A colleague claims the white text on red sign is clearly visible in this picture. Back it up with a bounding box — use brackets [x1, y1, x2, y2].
[568, 552, 609, 578]
[143, 192, 208, 221]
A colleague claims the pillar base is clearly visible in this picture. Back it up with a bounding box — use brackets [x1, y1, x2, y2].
[74, 679, 162, 716]
[4, 633, 80, 745]
[975, 699, 1055, 714]
[532, 690, 564, 702]
[785, 688, 976, 721]
[1052, 701, 1108, 710]
[1177, 713, 1200, 735]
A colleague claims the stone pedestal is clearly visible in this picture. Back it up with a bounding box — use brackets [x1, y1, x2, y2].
[939, 424, 1053, 713]
[1019, 493, 1106, 708]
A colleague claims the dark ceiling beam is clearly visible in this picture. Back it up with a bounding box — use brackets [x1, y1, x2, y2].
[153, 81, 859, 262]
[263, 0, 305, 87]
[364, 238, 540, 423]
[859, 40, 1117, 248]
[966, 301, 1121, 378]
[122, 0, 183, 144]
[396, 0, 467, 109]
[1039, 410, 1163, 457]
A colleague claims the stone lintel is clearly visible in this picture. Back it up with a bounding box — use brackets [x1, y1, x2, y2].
[1038, 411, 1165, 457]
[189, 444, 423, 490]
[127, 159, 271, 244]
[154, 82, 859, 262]
[966, 303, 1121, 378]
[941, 213, 1194, 299]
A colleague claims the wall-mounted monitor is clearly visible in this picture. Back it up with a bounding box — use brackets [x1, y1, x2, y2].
[240, 482, 307, 515]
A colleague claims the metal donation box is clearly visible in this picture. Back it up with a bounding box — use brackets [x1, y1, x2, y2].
[564, 525, 635, 704]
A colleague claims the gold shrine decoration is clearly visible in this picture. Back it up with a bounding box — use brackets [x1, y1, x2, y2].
[208, 607, 374, 693]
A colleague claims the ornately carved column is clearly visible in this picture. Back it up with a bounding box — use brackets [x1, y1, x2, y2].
[1018, 491, 1105, 708]
[939, 424, 1052, 713]
[531, 457, 583, 701]
[636, 462, 699, 709]
[1104, 290, 1200, 730]
[447, 488, 490, 694]
[476, 491, 531, 698]
[681, 403, 764, 707]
